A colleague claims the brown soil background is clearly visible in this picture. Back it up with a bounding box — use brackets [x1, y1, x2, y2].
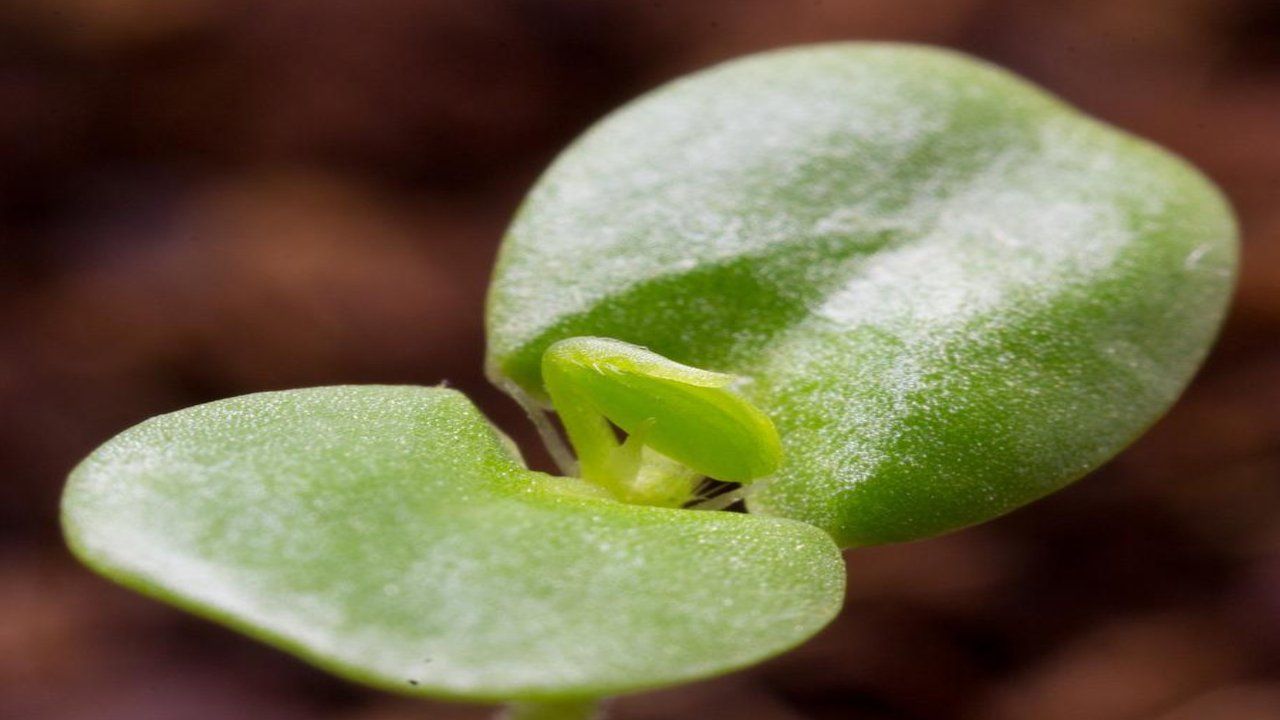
[2, 1, 1279, 718]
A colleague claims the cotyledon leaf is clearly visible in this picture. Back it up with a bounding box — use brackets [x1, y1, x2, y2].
[62, 386, 844, 701]
[485, 43, 1239, 547]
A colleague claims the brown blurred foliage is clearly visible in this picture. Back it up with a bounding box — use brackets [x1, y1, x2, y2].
[1, 1, 1278, 719]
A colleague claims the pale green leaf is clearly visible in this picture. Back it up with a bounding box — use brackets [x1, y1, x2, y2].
[62, 386, 844, 700]
[542, 336, 781, 490]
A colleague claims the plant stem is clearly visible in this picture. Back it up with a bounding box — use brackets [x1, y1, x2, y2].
[542, 362, 621, 489]
[494, 376, 580, 476]
[499, 699, 604, 720]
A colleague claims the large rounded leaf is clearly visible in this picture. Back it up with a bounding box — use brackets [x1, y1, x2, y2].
[485, 43, 1238, 547]
[62, 386, 843, 700]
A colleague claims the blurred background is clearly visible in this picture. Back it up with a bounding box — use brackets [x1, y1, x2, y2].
[2, 1, 1279, 718]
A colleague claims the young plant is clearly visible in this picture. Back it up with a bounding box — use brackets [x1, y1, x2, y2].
[62, 44, 1237, 719]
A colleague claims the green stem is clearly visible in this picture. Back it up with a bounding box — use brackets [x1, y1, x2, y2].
[543, 371, 621, 490]
[493, 375, 579, 476]
[500, 698, 604, 720]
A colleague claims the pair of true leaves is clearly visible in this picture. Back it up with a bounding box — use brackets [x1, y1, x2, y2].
[63, 44, 1236, 702]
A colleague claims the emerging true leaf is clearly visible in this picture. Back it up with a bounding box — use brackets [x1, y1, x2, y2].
[542, 337, 782, 496]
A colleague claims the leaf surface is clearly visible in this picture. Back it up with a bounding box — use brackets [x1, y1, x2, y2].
[486, 43, 1238, 546]
[63, 386, 844, 700]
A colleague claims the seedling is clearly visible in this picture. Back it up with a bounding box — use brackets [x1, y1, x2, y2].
[62, 44, 1237, 719]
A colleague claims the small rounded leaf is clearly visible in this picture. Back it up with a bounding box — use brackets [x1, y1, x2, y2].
[543, 337, 782, 484]
[486, 44, 1238, 547]
[62, 386, 843, 701]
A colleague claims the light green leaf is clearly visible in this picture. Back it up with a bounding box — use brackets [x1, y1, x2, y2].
[62, 386, 844, 700]
[542, 337, 781, 497]
[486, 43, 1238, 547]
